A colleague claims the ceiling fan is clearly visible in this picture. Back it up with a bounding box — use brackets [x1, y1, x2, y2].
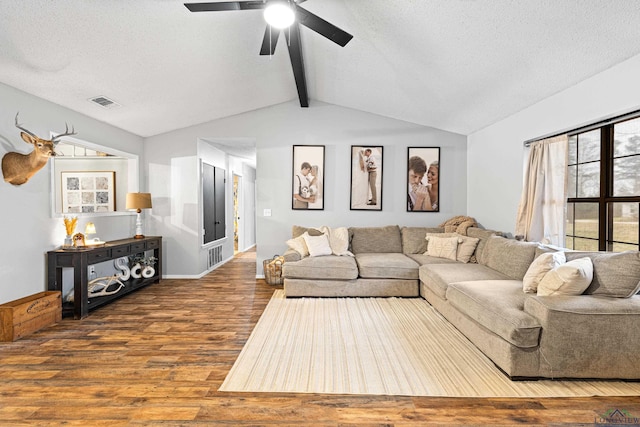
[184, 0, 353, 107]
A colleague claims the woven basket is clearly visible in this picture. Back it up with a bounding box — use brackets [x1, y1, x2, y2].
[263, 255, 285, 285]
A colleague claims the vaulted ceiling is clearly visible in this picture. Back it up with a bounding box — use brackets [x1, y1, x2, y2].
[2, 1, 640, 138]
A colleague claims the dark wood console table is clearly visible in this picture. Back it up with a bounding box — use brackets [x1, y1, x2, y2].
[47, 236, 162, 319]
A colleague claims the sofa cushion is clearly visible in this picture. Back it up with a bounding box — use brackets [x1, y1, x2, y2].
[467, 227, 502, 264]
[350, 225, 403, 254]
[419, 263, 511, 299]
[564, 251, 640, 298]
[446, 280, 542, 348]
[537, 257, 594, 296]
[401, 227, 444, 254]
[355, 253, 419, 279]
[292, 225, 325, 238]
[482, 236, 538, 280]
[282, 255, 358, 280]
[406, 253, 460, 266]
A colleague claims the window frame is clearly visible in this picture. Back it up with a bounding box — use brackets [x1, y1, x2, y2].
[566, 119, 640, 252]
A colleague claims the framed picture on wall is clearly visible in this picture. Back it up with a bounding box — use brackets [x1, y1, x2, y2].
[61, 171, 115, 213]
[407, 147, 440, 212]
[292, 145, 325, 210]
[350, 145, 383, 210]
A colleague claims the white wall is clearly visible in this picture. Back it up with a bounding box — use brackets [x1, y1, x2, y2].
[144, 134, 257, 277]
[146, 101, 467, 275]
[0, 83, 144, 305]
[468, 53, 640, 235]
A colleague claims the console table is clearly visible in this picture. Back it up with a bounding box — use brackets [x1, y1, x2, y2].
[47, 236, 162, 319]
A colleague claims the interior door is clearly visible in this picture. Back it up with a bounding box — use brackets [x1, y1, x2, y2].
[203, 163, 226, 244]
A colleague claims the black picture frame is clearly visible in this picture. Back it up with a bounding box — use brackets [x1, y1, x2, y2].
[292, 145, 325, 210]
[407, 147, 440, 212]
[350, 145, 383, 211]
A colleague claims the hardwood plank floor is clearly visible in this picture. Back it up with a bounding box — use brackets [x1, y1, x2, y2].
[1, 248, 639, 426]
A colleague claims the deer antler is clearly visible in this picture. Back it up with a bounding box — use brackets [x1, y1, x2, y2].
[14, 112, 38, 138]
[51, 123, 77, 143]
[15, 112, 77, 144]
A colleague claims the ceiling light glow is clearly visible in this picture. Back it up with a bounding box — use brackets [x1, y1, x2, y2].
[264, 3, 295, 29]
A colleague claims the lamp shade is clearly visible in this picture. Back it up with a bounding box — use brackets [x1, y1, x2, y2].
[85, 222, 97, 235]
[126, 192, 152, 211]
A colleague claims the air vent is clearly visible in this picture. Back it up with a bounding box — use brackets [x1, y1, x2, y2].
[208, 245, 223, 268]
[89, 95, 121, 109]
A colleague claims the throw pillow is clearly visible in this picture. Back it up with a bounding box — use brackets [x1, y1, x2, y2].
[425, 233, 479, 263]
[326, 226, 354, 257]
[286, 232, 309, 257]
[303, 233, 333, 257]
[522, 251, 566, 294]
[426, 235, 460, 261]
[537, 257, 594, 296]
[453, 233, 480, 263]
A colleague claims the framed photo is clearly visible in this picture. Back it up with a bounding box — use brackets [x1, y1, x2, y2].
[350, 146, 383, 210]
[407, 147, 440, 212]
[292, 145, 324, 210]
[61, 171, 115, 213]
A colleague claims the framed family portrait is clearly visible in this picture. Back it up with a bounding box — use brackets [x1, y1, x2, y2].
[292, 145, 324, 210]
[407, 147, 440, 212]
[61, 171, 115, 213]
[350, 146, 383, 210]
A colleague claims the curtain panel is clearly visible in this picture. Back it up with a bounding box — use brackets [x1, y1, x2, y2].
[515, 135, 568, 246]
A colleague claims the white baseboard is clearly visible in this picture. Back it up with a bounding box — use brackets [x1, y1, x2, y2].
[163, 254, 235, 279]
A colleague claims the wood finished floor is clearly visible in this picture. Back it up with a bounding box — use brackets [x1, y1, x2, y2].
[1, 248, 639, 426]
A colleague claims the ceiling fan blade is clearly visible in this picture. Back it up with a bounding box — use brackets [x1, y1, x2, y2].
[294, 5, 353, 47]
[260, 25, 280, 56]
[284, 24, 309, 107]
[184, 1, 266, 12]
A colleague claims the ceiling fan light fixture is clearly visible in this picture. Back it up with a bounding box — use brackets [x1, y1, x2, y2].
[263, 2, 295, 29]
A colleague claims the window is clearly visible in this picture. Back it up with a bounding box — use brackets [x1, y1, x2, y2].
[566, 116, 640, 252]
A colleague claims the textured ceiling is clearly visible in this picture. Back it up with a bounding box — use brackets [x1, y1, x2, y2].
[1, 1, 640, 137]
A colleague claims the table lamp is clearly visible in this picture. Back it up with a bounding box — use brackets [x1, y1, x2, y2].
[126, 192, 152, 239]
[84, 222, 104, 246]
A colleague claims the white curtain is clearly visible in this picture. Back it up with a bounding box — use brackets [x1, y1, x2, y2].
[515, 134, 568, 246]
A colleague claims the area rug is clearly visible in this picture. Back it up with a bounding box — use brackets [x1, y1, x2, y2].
[219, 290, 640, 397]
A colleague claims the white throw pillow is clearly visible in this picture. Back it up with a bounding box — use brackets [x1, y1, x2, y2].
[425, 233, 478, 263]
[303, 233, 333, 257]
[537, 257, 594, 296]
[426, 236, 460, 261]
[327, 226, 354, 257]
[522, 251, 566, 294]
[286, 232, 310, 257]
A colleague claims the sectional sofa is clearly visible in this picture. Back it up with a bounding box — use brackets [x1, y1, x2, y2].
[281, 224, 640, 380]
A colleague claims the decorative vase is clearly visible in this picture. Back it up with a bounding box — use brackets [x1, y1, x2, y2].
[63, 235, 73, 247]
[142, 265, 155, 279]
[130, 263, 142, 279]
[114, 257, 131, 281]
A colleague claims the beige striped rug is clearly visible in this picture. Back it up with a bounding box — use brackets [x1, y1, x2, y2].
[220, 290, 640, 397]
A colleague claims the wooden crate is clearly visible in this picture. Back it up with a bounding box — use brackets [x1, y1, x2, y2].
[0, 291, 62, 342]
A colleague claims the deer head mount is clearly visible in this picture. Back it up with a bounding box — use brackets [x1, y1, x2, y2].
[2, 113, 76, 186]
